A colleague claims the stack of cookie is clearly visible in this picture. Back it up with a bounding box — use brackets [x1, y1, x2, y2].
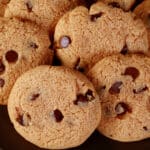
[0, 0, 149, 149]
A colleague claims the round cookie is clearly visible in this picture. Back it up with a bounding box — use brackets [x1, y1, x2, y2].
[54, 2, 148, 73]
[134, 0, 150, 50]
[0, 0, 10, 16]
[87, 54, 150, 142]
[8, 66, 101, 149]
[0, 17, 53, 105]
[4, 0, 85, 32]
[98, 0, 135, 11]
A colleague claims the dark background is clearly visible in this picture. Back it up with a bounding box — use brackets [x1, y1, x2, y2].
[0, 0, 149, 150]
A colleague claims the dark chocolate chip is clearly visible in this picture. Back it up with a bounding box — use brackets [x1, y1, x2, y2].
[133, 86, 148, 94]
[86, 89, 95, 101]
[143, 126, 148, 131]
[16, 114, 24, 126]
[26, 0, 33, 12]
[115, 102, 132, 118]
[59, 36, 71, 48]
[0, 60, 5, 73]
[74, 94, 88, 105]
[124, 67, 139, 81]
[0, 78, 5, 87]
[90, 12, 103, 22]
[29, 42, 38, 49]
[109, 81, 123, 94]
[108, 2, 120, 8]
[120, 44, 128, 55]
[53, 109, 64, 122]
[30, 93, 40, 101]
[5, 50, 18, 63]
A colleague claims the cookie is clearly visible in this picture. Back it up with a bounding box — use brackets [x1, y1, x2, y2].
[0, 18, 53, 105]
[8, 66, 101, 149]
[54, 2, 148, 73]
[134, 0, 150, 49]
[0, 0, 10, 16]
[87, 54, 150, 142]
[4, 0, 85, 33]
[98, 0, 135, 11]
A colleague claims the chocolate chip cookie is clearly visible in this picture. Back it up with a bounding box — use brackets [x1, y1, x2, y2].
[134, 0, 150, 50]
[0, 18, 53, 105]
[99, 0, 135, 11]
[8, 66, 101, 149]
[87, 54, 150, 142]
[5, 0, 85, 33]
[54, 2, 148, 72]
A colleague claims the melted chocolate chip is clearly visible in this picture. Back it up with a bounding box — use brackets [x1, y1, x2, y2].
[16, 113, 31, 126]
[53, 109, 64, 122]
[124, 67, 139, 81]
[115, 102, 131, 118]
[30, 93, 40, 101]
[59, 36, 71, 48]
[29, 42, 38, 49]
[90, 12, 103, 22]
[74, 94, 88, 105]
[133, 86, 148, 94]
[120, 44, 128, 55]
[0, 60, 5, 73]
[0, 78, 5, 87]
[143, 126, 148, 131]
[85, 89, 95, 101]
[109, 81, 123, 94]
[26, 0, 33, 12]
[16, 114, 24, 126]
[5, 50, 18, 63]
[108, 2, 120, 8]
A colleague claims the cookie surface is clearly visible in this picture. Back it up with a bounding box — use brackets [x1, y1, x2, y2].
[8, 66, 101, 149]
[87, 54, 150, 142]
[0, 0, 9, 16]
[54, 2, 148, 72]
[0, 18, 52, 105]
[134, 0, 150, 49]
[5, 0, 85, 32]
[99, 0, 135, 11]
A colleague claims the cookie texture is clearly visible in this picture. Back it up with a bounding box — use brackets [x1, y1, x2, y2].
[4, 0, 85, 32]
[0, 18, 52, 105]
[87, 54, 150, 142]
[54, 2, 148, 72]
[8, 66, 101, 149]
[99, 0, 135, 11]
[134, 0, 150, 50]
[0, 0, 9, 16]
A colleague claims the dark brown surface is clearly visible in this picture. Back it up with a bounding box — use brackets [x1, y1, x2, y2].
[0, 106, 150, 150]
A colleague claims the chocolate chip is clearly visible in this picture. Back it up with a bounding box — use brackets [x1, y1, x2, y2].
[5, 50, 18, 63]
[16, 114, 24, 126]
[59, 36, 71, 48]
[16, 113, 31, 126]
[90, 12, 103, 22]
[120, 44, 128, 55]
[85, 89, 95, 101]
[74, 94, 88, 105]
[0, 78, 5, 87]
[53, 109, 64, 122]
[26, 0, 33, 12]
[124, 67, 139, 81]
[133, 86, 148, 94]
[29, 42, 38, 49]
[115, 102, 131, 118]
[109, 81, 123, 94]
[29, 93, 40, 101]
[143, 126, 148, 131]
[108, 2, 120, 8]
[0, 60, 5, 73]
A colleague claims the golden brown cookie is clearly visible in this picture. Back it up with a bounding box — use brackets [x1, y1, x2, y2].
[54, 2, 148, 73]
[87, 54, 150, 142]
[4, 0, 85, 33]
[8, 66, 101, 149]
[0, 18, 53, 105]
